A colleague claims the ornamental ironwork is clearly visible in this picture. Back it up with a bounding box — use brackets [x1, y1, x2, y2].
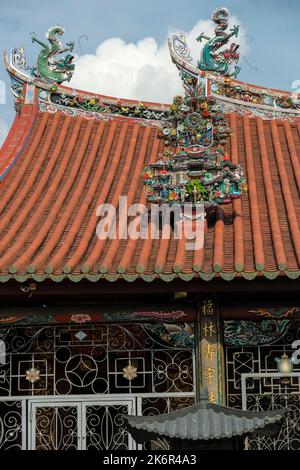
[0, 394, 195, 450]
[35, 405, 78, 450]
[242, 375, 300, 450]
[0, 323, 195, 396]
[0, 401, 23, 450]
[225, 320, 300, 450]
[0, 321, 195, 450]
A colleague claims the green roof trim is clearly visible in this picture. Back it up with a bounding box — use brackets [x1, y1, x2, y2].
[68, 274, 84, 282]
[192, 264, 202, 272]
[85, 274, 102, 282]
[122, 274, 138, 282]
[173, 264, 182, 273]
[154, 265, 163, 274]
[263, 271, 279, 280]
[63, 265, 72, 274]
[15, 274, 29, 282]
[117, 266, 126, 274]
[32, 274, 48, 282]
[160, 273, 176, 282]
[234, 263, 244, 272]
[178, 273, 195, 281]
[49, 274, 66, 282]
[200, 272, 216, 281]
[213, 263, 222, 273]
[27, 265, 36, 274]
[278, 262, 287, 271]
[285, 270, 300, 279]
[255, 263, 265, 272]
[104, 274, 120, 282]
[241, 271, 258, 280]
[8, 265, 17, 274]
[0, 266, 298, 284]
[220, 272, 237, 281]
[136, 264, 145, 274]
[141, 274, 157, 282]
[81, 265, 90, 274]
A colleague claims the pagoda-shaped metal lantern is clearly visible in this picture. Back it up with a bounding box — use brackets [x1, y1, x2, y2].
[124, 389, 286, 450]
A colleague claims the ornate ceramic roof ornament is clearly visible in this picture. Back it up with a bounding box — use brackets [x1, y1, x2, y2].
[4, 12, 300, 122]
[143, 89, 248, 208]
[30, 26, 75, 84]
[167, 21, 300, 119]
[197, 7, 240, 78]
[143, 8, 247, 209]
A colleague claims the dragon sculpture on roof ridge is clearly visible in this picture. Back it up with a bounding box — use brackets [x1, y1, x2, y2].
[30, 25, 75, 84]
[197, 6, 241, 77]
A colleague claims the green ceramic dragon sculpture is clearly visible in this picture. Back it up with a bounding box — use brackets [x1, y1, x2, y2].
[197, 7, 241, 77]
[30, 25, 75, 84]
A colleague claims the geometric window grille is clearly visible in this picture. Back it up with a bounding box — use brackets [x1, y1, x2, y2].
[0, 323, 195, 396]
[0, 322, 195, 450]
[225, 321, 300, 450]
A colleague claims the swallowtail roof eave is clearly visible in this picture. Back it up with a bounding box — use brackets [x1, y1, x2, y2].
[1, 76, 300, 282]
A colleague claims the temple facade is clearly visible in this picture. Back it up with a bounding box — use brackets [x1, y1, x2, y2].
[0, 8, 300, 450]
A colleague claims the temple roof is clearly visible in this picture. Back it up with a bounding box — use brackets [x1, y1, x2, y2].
[0, 84, 300, 284]
[124, 392, 286, 441]
[1, 21, 300, 286]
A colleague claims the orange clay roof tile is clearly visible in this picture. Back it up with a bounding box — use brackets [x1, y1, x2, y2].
[1, 101, 300, 283]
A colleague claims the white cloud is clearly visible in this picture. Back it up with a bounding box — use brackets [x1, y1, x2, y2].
[70, 15, 248, 103]
[0, 14, 248, 148]
[0, 118, 8, 147]
[70, 36, 183, 103]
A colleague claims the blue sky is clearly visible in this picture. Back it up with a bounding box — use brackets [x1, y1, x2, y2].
[1, 0, 300, 142]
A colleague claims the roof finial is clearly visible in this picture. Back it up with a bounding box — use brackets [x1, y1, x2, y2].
[196, 6, 241, 77]
[30, 25, 75, 84]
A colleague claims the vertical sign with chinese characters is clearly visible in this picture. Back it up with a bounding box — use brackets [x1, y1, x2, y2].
[198, 297, 224, 404]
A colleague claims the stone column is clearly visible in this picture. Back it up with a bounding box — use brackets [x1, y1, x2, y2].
[195, 296, 225, 404]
